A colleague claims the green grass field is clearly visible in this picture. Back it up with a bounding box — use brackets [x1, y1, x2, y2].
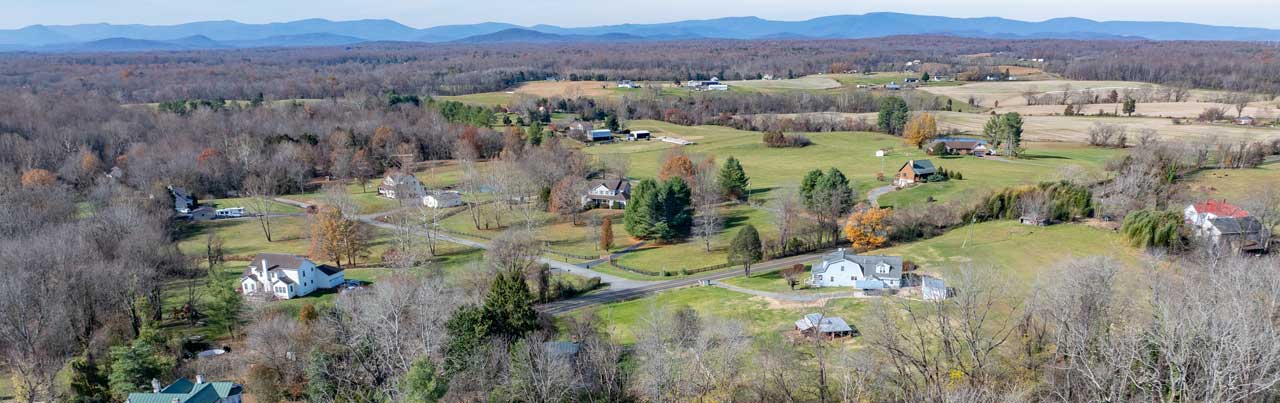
[875, 220, 1145, 291]
[589, 220, 1144, 345]
[289, 181, 404, 215]
[720, 270, 827, 294]
[589, 120, 1119, 208]
[575, 286, 870, 344]
[1186, 162, 1280, 201]
[203, 197, 302, 214]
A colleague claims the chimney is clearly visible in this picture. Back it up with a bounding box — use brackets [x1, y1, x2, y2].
[196, 374, 204, 384]
[151, 378, 161, 393]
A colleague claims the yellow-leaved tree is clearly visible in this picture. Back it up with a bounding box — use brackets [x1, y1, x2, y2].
[843, 207, 892, 252]
[904, 112, 938, 149]
[309, 205, 370, 268]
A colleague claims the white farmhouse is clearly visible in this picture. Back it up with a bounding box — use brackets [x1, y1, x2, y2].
[423, 191, 463, 208]
[377, 171, 425, 199]
[582, 179, 631, 209]
[240, 254, 345, 300]
[810, 249, 903, 289]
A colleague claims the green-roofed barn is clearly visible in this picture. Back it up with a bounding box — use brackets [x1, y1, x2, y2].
[127, 376, 243, 403]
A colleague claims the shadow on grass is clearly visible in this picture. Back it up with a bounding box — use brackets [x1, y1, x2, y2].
[1018, 153, 1072, 160]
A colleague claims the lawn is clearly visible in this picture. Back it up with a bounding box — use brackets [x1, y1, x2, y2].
[176, 215, 396, 264]
[1186, 162, 1280, 202]
[586, 220, 1147, 345]
[289, 181, 404, 215]
[203, 197, 302, 214]
[874, 220, 1146, 293]
[166, 211, 488, 341]
[575, 286, 871, 344]
[586, 120, 1118, 208]
[721, 270, 828, 294]
[933, 111, 1280, 144]
[611, 203, 772, 274]
[878, 142, 1125, 207]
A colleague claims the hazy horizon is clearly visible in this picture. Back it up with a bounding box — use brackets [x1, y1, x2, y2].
[5, 0, 1279, 30]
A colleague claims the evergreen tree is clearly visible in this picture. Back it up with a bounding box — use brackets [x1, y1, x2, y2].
[728, 224, 764, 276]
[605, 113, 620, 132]
[482, 270, 540, 339]
[108, 330, 174, 400]
[654, 177, 693, 241]
[817, 168, 853, 208]
[982, 112, 1025, 157]
[1001, 112, 1024, 156]
[68, 354, 110, 403]
[624, 179, 659, 238]
[877, 96, 910, 135]
[526, 121, 544, 146]
[717, 156, 750, 201]
[921, 72, 931, 82]
[800, 169, 824, 208]
[1122, 96, 1137, 116]
[442, 306, 489, 376]
[401, 357, 446, 402]
[206, 268, 243, 337]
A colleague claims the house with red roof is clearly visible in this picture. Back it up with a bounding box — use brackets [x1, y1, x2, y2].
[1184, 200, 1265, 253]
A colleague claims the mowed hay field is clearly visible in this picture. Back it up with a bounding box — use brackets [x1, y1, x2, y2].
[724, 76, 843, 91]
[754, 111, 1280, 143]
[994, 101, 1280, 119]
[439, 81, 623, 106]
[919, 80, 1234, 108]
[932, 112, 1280, 143]
[585, 120, 1119, 206]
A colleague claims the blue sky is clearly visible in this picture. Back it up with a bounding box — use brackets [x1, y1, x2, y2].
[5, 0, 1279, 29]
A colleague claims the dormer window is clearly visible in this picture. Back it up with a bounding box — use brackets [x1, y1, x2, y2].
[876, 263, 891, 274]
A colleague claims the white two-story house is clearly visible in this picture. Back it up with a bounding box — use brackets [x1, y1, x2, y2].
[377, 171, 425, 200]
[240, 253, 345, 300]
[810, 248, 903, 290]
[581, 179, 631, 209]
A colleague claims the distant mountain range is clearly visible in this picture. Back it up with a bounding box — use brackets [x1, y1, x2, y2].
[2, 13, 1278, 52]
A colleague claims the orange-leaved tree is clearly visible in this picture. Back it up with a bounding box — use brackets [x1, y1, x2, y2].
[600, 216, 614, 251]
[309, 205, 369, 268]
[904, 112, 938, 149]
[20, 168, 57, 188]
[658, 148, 696, 182]
[843, 207, 892, 252]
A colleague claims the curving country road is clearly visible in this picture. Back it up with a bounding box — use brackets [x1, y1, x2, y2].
[278, 197, 837, 316]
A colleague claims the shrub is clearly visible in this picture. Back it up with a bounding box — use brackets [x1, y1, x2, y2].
[763, 130, 811, 148]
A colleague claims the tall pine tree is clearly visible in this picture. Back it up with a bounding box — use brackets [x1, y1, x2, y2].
[624, 179, 659, 238]
[655, 177, 693, 241]
[718, 156, 750, 201]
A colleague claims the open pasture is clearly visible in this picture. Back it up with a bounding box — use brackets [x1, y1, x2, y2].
[994, 101, 1279, 119]
[724, 76, 843, 91]
[587, 120, 1117, 206]
[933, 111, 1280, 143]
[919, 80, 1235, 108]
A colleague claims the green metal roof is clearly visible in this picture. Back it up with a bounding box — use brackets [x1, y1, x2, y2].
[126, 379, 242, 403]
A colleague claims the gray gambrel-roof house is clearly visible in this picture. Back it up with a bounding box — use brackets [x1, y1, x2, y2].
[810, 249, 903, 289]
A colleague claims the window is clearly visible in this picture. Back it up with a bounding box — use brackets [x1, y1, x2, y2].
[816, 275, 823, 282]
[877, 263, 890, 274]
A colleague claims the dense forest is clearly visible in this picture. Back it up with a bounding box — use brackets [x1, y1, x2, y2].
[1, 37, 1278, 103]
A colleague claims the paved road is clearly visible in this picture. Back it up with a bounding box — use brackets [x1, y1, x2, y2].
[710, 281, 863, 302]
[538, 252, 831, 316]
[286, 198, 652, 290]
[866, 184, 897, 208]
